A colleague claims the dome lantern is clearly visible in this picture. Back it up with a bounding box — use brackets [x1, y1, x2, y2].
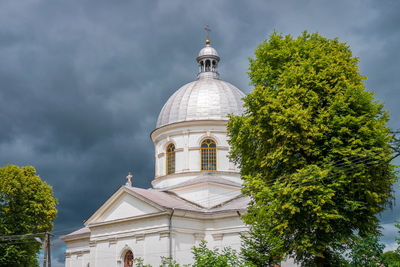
[196, 25, 220, 80]
[196, 43, 220, 79]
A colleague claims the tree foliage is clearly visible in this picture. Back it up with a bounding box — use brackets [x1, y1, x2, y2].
[347, 234, 384, 267]
[0, 165, 57, 266]
[227, 31, 396, 266]
[381, 251, 400, 267]
[240, 221, 282, 266]
[192, 240, 246, 267]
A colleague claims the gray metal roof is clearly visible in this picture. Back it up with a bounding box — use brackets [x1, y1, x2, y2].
[156, 78, 245, 128]
[198, 45, 219, 57]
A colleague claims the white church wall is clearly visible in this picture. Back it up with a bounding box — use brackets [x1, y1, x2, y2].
[175, 149, 185, 173]
[173, 232, 197, 265]
[64, 238, 90, 267]
[89, 215, 170, 240]
[93, 240, 116, 266]
[143, 233, 170, 265]
[64, 211, 251, 267]
[65, 252, 90, 267]
[151, 121, 238, 179]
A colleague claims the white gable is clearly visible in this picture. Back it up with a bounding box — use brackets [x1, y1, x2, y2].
[99, 193, 161, 222]
[85, 188, 164, 225]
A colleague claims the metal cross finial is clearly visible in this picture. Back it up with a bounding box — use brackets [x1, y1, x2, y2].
[205, 25, 211, 41]
[126, 172, 133, 186]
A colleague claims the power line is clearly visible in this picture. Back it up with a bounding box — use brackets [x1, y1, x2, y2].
[55, 151, 393, 237]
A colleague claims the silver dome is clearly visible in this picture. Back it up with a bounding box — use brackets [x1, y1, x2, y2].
[198, 45, 219, 57]
[156, 78, 245, 128]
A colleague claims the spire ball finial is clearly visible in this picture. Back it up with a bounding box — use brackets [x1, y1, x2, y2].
[126, 172, 133, 186]
[206, 39, 210, 44]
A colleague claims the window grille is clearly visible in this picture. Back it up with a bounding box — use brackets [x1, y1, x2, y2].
[201, 139, 216, 171]
[166, 143, 175, 175]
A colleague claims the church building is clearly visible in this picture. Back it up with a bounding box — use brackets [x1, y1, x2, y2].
[62, 35, 295, 267]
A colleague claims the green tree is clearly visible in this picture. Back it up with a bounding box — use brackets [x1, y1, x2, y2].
[192, 240, 246, 267]
[160, 256, 182, 267]
[381, 251, 400, 267]
[379, 221, 400, 267]
[240, 221, 283, 266]
[0, 165, 57, 267]
[227, 31, 396, 266]
[134, 257, 152, 267]
[348, 234, 384, 267]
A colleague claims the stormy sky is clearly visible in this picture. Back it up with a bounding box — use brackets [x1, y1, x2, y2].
[0, 0, 399, 265]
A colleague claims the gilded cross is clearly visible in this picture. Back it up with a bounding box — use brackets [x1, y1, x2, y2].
[204, 25, 211, 41]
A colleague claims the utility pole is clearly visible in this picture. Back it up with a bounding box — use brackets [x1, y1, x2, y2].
[42, 232, 54, 267]
[47, 232, 51, 267]
[42, 233, 47, 267]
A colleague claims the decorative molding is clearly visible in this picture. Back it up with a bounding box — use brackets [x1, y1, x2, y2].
[157, 152, 165, 158]
[136, 234, 145, 242]
[175, 148, 184, 152]
[150, 120, 228, 142]
[193, 233, 205, 241]
[159, 231, 170, 239]
[66, 249, 90, 256]
[197, 133, 221, 146]
[212, 233, 224, 241]
[109, 237, 117, 245]
[89, 240, 97, 247]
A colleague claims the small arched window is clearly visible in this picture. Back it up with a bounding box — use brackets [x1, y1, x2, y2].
[201, 139, 216, 171]
[124, 250, 134, 267]
[166, 143, 175, 175]
[212, 60, 217, 71]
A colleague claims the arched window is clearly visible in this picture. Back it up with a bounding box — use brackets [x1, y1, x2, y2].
[201, 139, 216, 171]
[212, 60, 217, 71]
[205, 60, 211, 71]
[124, 250, 134, 267]
[166, 143, 175, 175]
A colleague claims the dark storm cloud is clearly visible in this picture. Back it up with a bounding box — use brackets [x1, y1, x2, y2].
[0, 0, 399, 265]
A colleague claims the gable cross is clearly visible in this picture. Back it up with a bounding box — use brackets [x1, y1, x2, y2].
[126, 172, 133, 186]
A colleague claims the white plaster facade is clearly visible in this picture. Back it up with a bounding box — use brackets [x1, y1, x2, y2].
[62, 41, 297, 267]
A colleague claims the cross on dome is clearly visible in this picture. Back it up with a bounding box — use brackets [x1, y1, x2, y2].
[204, 25, 211, 44]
